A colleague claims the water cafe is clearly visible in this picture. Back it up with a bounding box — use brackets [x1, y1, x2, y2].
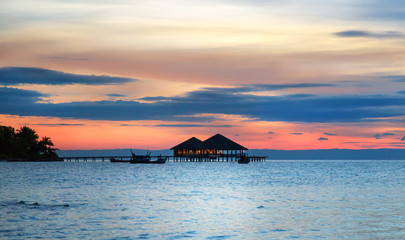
[171, 134, 265, 162]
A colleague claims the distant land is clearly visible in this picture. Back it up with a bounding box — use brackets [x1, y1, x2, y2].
[57, 149, 405, 160]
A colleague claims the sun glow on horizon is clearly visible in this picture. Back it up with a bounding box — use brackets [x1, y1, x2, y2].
[1, 114, 404, 150]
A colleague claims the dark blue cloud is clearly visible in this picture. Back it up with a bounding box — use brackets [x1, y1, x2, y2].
[401, 136, 405, 141]
[0, 67, 135, 86]
[268, 131, 276, 134]
[140, 96, 172, 101]
[0, 87, 45, 107]
[323, 132, 337, 136]
[375, 133, 395, 139]
[1, 86, 405, 123]
[291, 133, 303, 135]
[286, 94, 316, 98]
[0, 87, 49, 117]
[318, 137, 328, 141]
[334, 30, 404, 39]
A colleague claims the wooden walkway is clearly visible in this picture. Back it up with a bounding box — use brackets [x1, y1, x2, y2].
[172, 155, 266, 162]
[60, 155, 266, 162]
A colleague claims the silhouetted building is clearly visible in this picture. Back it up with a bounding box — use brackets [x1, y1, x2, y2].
[171, 134, 248, 160]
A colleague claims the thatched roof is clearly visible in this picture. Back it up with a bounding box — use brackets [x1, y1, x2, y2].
[170, 137, 203, 150]
[171, 134, 248, 151]
[202, 134, 248, 150]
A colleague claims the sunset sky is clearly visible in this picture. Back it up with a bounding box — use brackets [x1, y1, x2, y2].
[1, 0, 405, 150]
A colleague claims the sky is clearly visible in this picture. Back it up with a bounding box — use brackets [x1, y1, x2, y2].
[1, 0, 405, 150]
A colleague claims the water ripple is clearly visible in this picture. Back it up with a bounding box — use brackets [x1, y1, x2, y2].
[0, 161, 405, 239]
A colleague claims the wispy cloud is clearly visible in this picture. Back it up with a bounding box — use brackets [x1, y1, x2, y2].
[106, 94, 127, 97]
[334, 30, 404, 39]
[120, 124, 235, 128]
[359, 0, 405, 21]
[40, 56, 92, 61]
[155, 124, 235, 128]
[198, 83, 334, 96]
[291, 133, 303, 135]
[390, 76, 405, 82]
[323, 132, 337, 136]
[34, 123, 85, 126]
[0, 67, 136, 86]
[239, 83, 336, 92]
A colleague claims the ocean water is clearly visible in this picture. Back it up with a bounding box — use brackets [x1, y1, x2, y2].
[1, 161, 405, 239]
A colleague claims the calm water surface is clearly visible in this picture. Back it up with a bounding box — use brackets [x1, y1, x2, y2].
[1, 161, 405, 239]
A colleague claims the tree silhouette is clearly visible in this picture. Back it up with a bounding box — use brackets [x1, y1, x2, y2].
[0, 125, 59, 160]
[15, 126, 39, 158]
[0, 126, 16, 158]
[38, 136, 58, 159]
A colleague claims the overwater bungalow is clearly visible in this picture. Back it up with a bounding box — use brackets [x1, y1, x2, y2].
[171, 134, 248, 162]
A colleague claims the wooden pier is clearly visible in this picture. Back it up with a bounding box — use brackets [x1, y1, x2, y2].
[59, 155, 266, 162]
[61, 156, 130, 162]
[171, 155, 266, 162]
[60, 134, 268, 163]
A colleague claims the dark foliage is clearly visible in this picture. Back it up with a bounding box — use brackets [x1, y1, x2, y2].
[0, 125, 58, 160]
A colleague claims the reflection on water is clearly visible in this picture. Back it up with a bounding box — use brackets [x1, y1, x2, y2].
[1, 161, 405, 239]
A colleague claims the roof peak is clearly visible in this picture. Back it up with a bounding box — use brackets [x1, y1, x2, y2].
[171, 134, 248, 150]
[170, 136, 203, 150]
[203, 133, 248, 150]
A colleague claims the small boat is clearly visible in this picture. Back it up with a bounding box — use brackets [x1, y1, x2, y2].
[129, 151, 167, 164]
[238, 154, 250, 164]
[130, 157, 167, 164]
[109, 158, 130, 163]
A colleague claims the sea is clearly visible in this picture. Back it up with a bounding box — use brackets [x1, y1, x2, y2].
[1, 160, 404, 239]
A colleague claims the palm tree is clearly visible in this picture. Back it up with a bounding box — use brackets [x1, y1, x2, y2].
[0, 125, 16, 158]
[39, 137, 58, 159]
[0, 125, 59, 160]
[15, 126, 39, 159]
